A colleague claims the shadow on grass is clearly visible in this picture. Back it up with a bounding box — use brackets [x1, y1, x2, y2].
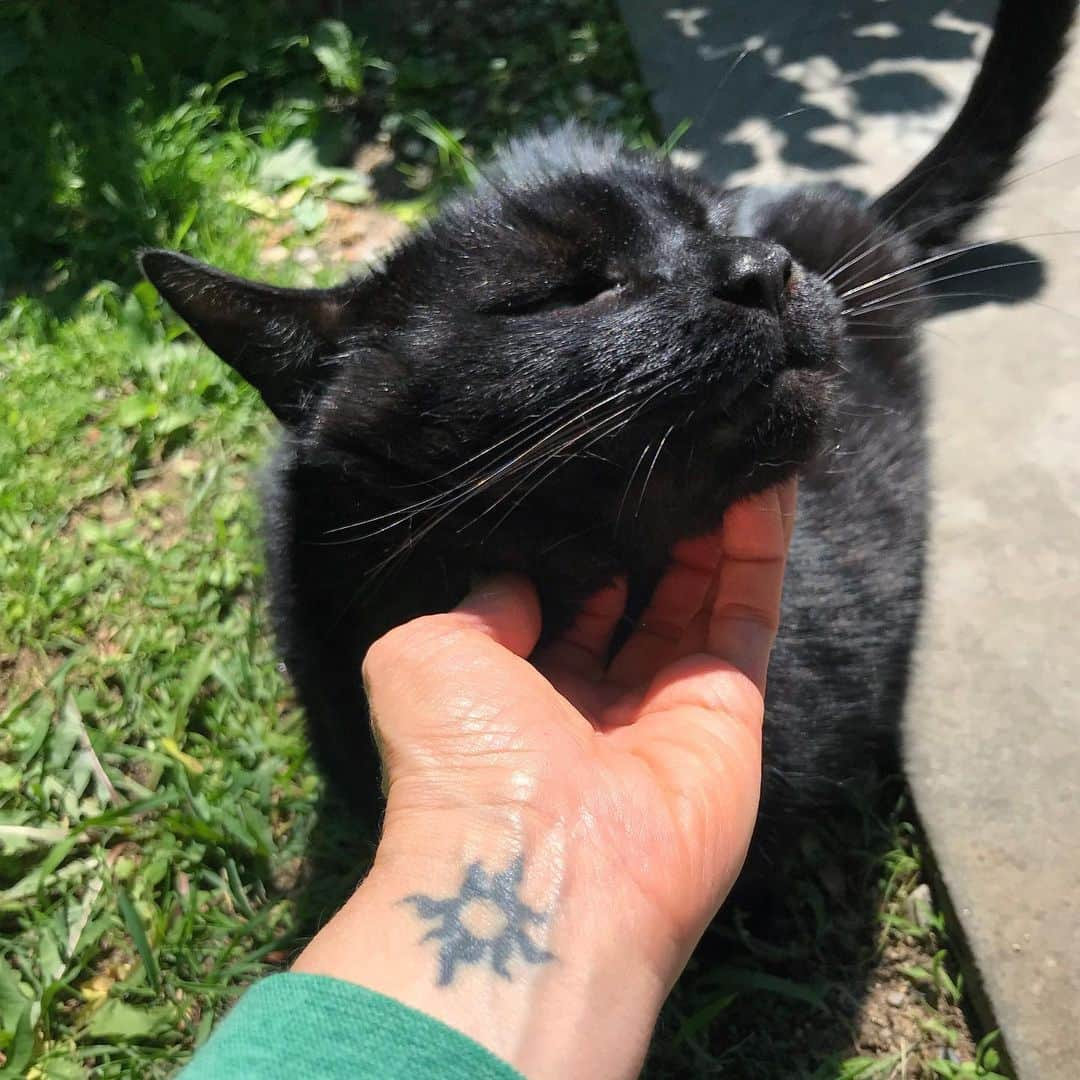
[288, 789, 379, 947]
[0, 0, 329, 313]
[654, 783, 907, 1077]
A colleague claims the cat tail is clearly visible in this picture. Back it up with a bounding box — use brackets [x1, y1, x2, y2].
[872, 0, 1076, 251]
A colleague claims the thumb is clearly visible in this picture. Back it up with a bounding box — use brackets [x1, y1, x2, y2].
[451, 573, 543, 658]
[361, 575, 544, 799]
[362, 573, 542, 704]
[362, 570, 544, 678]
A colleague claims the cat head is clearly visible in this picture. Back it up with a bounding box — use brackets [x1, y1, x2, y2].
[141, 127, 878, 550]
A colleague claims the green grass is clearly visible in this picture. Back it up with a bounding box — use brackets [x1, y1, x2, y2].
[0, 2, 1002, 1077]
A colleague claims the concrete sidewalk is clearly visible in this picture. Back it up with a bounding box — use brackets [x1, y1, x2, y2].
[618, 1, 1080, 1075]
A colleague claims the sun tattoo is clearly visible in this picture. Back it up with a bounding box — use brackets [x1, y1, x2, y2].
[402, 856, 555, 986]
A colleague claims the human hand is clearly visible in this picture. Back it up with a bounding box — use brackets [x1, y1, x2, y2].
[294, 478, 797, 1079]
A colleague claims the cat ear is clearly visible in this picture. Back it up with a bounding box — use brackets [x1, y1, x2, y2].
[139, 249, 353, 424]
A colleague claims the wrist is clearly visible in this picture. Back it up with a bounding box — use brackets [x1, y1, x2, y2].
[293, 808, 678, 1079]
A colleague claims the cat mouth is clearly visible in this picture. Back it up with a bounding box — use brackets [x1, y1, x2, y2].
[717, 349, 831, 420]
[698, 365, 833, 464]
[717, 375, 780, 428]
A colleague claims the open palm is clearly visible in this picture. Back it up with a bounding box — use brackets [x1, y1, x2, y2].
[364, 479, 796, 968]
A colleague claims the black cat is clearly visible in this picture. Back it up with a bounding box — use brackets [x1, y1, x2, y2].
[140, 0, 1074, 886]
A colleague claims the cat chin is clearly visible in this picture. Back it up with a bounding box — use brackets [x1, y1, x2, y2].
[768, 367, 837, 432]
[736, 367, 835, 469]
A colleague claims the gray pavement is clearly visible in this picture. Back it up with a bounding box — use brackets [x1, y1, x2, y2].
[618, 1, 1080, 1075]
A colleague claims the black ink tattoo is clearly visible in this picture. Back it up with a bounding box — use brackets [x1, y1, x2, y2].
[402, 855, 555, 986]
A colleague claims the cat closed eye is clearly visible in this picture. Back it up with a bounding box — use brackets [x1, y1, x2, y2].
[481, 277, 623, 316]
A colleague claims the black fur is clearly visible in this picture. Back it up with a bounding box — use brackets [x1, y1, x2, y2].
[140, 0, 1073, 887]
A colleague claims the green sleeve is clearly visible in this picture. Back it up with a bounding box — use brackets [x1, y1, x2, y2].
[179, 972, 524, 1080]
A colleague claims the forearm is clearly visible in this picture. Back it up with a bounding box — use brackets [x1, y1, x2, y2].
[292, 807, 680, 1080]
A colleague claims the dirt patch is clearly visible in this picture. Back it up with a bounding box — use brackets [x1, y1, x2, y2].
[92, 622, 125, 662]
[0, 648, 57, 710]
[258, 198, 408, 274]
[319, 202, 408, 266]
[63, 449, 203, 552]
[853, 938, 976, 1071]
[132, 449, 202, 549]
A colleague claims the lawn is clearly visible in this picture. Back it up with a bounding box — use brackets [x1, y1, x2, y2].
[0, 2, 1003, 1077]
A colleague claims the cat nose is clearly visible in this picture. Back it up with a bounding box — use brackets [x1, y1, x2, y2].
[710, 238, 793, 315]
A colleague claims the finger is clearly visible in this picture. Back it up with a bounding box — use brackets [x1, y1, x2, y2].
[361, 574, 545, 777]
[363, 573, 541, 714]
[364, 573, 542, 691]
[707, 486, 791, 693]
[606, 531, 723, 687]
[778, 474, 798, 548]
[535, 578, 627, 678]
[449, 573, 543, 658]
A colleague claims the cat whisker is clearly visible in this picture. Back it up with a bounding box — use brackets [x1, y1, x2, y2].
[478, 378, 678, 537]
[837, 239, 1004, 302]
[361, 377, 672, 584]
[837, 230, 1080, 303]
[822, 147, 1009, 285]
[682, 408, 699, 487]
[472, 397, 649, 531]
[827, 198, 997, 296]
[999, 149, 1080, 193]
[845, 291, 1013, 318]
[357, 395, 640, 587]
[850, 290, 1080, 325]
[491, 381, 684, 540]
[320, 381, 642, 540]
[325, 388, 612, 531]
[845, 334, 917, 343]
[383, 383, 604, 492]
[635, 424, 675, 522]
[616, 439, 656, 532]
[825, 201, 977, 287]
[477, 400, 658, 542]
[841, 258, 1041, 316]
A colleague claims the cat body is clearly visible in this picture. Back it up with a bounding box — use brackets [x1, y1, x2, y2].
[141, 0, 1074, 880]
